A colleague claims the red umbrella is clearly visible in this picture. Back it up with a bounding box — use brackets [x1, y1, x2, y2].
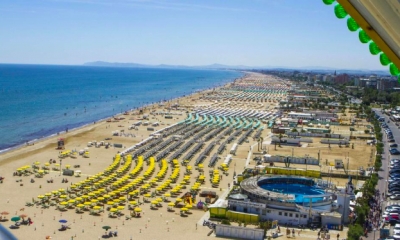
[19, 214, 28, 220]
[1, 211, 9, 215]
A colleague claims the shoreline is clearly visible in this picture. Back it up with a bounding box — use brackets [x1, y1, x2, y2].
[0, 73, 244, 159]
[0, 76, 244, 166]
[0, 72, 343, 240]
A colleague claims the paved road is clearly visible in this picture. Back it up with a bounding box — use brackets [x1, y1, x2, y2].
[370, 109, 400, 239]
[372, 109, 399, 199]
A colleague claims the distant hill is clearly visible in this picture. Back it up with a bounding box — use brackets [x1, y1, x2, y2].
[83, 61, 388, 75]
[83, 61, 276, 70]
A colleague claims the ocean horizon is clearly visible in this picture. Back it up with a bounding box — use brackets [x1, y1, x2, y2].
[0, 64, 243, 153]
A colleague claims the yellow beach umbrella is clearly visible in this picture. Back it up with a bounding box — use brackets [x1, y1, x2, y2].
[93, 206, 101, 210]
[117, 206, 124, 210]
[107, 201, 115, 205]
[75, 197, 83, 201]
[91, 199, 98, 203]
[113, 199, 121, 203]
[104, 195, 111, 199]
[77, 204, 84, 208]
[59, 195, 67, 198]
[134, 208, 142, 212]
[110, 208, 118, 212]
[34, 161, 40, 165]
[45, 193, 52, 197]
[84, 202, 92, 206]
[181, 208, 188, 211]
[156, 198, 163, 202]
[129, 201, 137, 205]
[176, 198, 182, 202]
[168, 202, 175, 206]
[97, 197, 105, 201]
[164, 193, 171, 197]
[68, 199, 75, 204]
[37, 195, 45, 199]
[60, 202, 68, 205]
[144, 193, 151, 198]
[185, 204, 192, 208]
[59, 188, 65, 192]
[119, 196, 125, 200]
[151, 200, 158, 204]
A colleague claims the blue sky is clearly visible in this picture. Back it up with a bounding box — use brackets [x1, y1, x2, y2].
[0, 0, 387, 69]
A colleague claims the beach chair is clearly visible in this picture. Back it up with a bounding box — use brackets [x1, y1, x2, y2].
[25, 202, 34, 207]
[75, 208, 84, 213]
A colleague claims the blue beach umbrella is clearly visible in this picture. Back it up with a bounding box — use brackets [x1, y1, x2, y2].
[59, 219, 67, 224]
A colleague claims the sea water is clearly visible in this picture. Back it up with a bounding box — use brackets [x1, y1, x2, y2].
[0, 64, 243, 152]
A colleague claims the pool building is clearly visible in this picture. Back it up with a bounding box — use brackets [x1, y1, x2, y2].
[209, 175, 352, 229]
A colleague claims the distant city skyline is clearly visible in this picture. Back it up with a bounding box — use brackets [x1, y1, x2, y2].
[0, 0, 387, 70]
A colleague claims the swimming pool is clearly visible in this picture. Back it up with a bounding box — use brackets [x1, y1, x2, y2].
[258, 179, 325, 204]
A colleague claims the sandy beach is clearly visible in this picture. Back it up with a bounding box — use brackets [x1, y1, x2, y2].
[0, 72, 260, 240]
[0, 72, 347, 240]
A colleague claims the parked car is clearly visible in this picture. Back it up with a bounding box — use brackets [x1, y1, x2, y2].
[391, 149, 400, 155]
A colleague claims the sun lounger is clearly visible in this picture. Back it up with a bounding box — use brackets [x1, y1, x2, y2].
[26, 202, 34, 207]
[75, 209, 84, 213]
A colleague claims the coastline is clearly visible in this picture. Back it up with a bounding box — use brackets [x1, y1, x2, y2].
[0, 74, 244, 166]
[0, 72, 339, 240]
[0, 73, 244, 159]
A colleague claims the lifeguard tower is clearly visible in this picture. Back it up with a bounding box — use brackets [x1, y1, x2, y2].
[57, 138, 65, 150]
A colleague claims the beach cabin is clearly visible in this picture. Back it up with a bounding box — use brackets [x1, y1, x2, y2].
[209, 199, 228, 218]
[152, 122, 159, 127]
[230, 143, 238, 155]
[74, 170, 82, 177]
[305, 127, 331, 134]
[143, 121, 149, 126]
[287, 112, 315, 120]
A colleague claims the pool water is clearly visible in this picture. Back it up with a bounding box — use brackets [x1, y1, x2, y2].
[259, 183, 325, 204]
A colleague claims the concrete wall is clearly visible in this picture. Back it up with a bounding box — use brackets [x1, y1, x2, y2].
[215, 224, 265, 240]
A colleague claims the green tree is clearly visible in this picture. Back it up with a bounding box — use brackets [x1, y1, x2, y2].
[347, 224, 364, 240]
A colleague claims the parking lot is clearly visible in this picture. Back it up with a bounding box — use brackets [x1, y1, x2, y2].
[374, 110, 400, 239]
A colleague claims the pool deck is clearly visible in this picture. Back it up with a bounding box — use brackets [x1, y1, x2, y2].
[240, 176, 333, 205]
